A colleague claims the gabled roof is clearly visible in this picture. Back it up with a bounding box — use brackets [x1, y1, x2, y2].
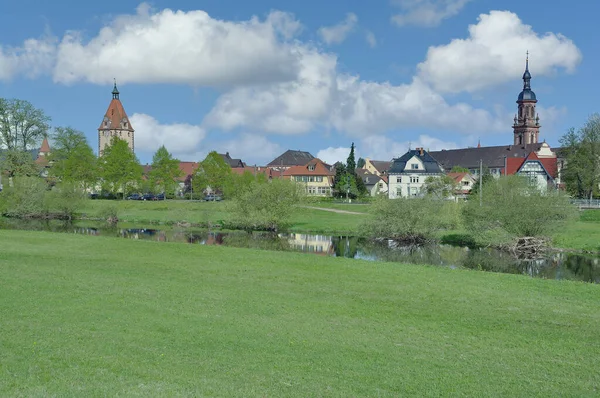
[446, 172, 474, 184]
[504, 152, 558, 179]
[356, 168, 382, 185]
[98, 98, 134, 132]
[282, 158, 334, 177]
[369, 160, 393, 174]
[429, 143, 546, 170]
[268, 150, 315, 167]
[219, 152, 244, 168]
[389, 149, 444, 174]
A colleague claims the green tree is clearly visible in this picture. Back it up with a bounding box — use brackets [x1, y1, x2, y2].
[0, 98, 51, 150]
[227, 178, 305, 232]
[347, 142, 356, 172]
[98, 137, 143, 199]
[49, 127, 98, 191]
[450, 165, 470, 173]
[357, 157, 366, 168]
[559, 114, 600, 199]
[423, 175, 458, 199]
[225, 170, 269, 199]
[333, 163, 347, 197]
[0, 176, 48, 218]
[462, 175, 577, 245]
[469, 166, 493, 197]
[192, 151, 233, 197]
[149, 145, 182, 195]
[0, 149, 40, 181]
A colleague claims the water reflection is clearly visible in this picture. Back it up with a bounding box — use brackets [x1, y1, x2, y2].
[1, 218, 599, 284]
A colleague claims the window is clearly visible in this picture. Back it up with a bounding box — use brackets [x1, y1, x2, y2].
[378, 183, 383, 188]
[316, 176, 323, 182]
[396, 177, 401, 183]
[410, 176, 419, 183]
[396, 188, 402, 197]
[411, 163, 418, 170]
[462, 181, 469, 186]
[308, 165, 315, 171]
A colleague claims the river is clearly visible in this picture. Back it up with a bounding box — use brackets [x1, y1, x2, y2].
[1, 218, 599, 284]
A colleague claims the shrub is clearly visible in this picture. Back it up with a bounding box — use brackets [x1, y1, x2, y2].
[227, 178, 305, 232]
[462, 175, 577, 246]
[46, 182, 87, 220]
[0, 177, 49, 218]
[361, 196, 451, 244]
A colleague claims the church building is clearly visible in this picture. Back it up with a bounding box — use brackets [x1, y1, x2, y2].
[98, 81, 134, 156]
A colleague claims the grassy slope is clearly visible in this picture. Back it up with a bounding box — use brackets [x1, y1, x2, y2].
[0, 230, 599, 396]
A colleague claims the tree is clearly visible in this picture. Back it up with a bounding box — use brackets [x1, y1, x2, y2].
[192, 151, 232, 197]
[423, 175, 458, 199]
[469, 166, 493, 197]
[224, 170, 269, 199]
[0, 149, 39, 181]
[149, 145, 182, 195]
[450, 165, 470, 173]
[227, 178, 306, 232]
[357, 157, 366, 168]
[0, 98, 51, 151]
[49, 127, 98, 191]
[462, 175, 577, 246]
[347, 142, 356, 172]
[333, 163, 347, 197]
[559, 114, 600, 199]
[98, 137, 143, 199]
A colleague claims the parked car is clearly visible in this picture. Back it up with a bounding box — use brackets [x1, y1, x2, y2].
[126, 193, 142, 200]
[203, 194, 222, 201]
[153, 193, 166, 201]
[142, 193, 155, 201]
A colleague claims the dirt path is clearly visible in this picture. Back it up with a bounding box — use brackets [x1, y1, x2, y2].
[301, 206, 366, 215]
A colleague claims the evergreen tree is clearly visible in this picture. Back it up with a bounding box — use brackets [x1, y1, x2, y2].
[346, 142, 356, 172]
[333, 163, 347, 197]
[357, 157, 366, 168]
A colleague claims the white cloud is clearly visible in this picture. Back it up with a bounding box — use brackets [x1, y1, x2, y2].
[53, 3, 304, 86]
[365, 31, 377, 48]
[318, 13, 358, 45]
[213, 133, 282, 165]
[392, 0, 471, 27]
[418, 11, 582, 93]
[130, 113, 206, 159]
[0, 36, 56, 81]
[316, 147, 351, 164]
[360, 135, 459, 161]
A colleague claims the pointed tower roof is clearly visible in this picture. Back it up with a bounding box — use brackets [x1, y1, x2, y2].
[518, 51, 536, 102]
[40, 137, 51, 153]
[99, 81, 134, 132]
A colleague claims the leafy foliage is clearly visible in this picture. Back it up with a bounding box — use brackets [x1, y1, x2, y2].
[0, 98, 51, 150]
[423, 175, 458, 199]
[49, 127, 98, 190]
[227, 178, 305, 232]
[357, 157, 366, 168]
[559, 114, 600, 199]
[0, 149, 40, 179]
[450, 166, 470, 173]
[224, 170, 269, 199]
[362, 196, 452, 243]
[0, 177, 48, 217]
[149, 145, 182, 195]
[469, 167, 493, 197]
[98, 137, 143, 198]
[193, 151, 232, 196]
[45, 182, 87, 220]
[462, 175, 577, 245]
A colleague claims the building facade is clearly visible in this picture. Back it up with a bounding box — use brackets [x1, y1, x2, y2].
[513, 54, 541, 146]
[283, 158, 334, 196]
[388, 148, 444, 199]
[98, 82, 134, 156]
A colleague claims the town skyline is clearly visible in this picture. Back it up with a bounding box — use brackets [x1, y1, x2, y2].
[0, 0, 590, 165]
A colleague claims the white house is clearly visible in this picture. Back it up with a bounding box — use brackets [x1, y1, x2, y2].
[388, 148, 445, 199]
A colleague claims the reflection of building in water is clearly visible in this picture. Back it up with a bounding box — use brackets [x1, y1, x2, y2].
[73, 227, 100, 236]
[283, 233, 334, 255]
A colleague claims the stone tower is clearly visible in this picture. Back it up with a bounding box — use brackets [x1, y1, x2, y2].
[513, 53, 540, 146]
[98, 81, 134, 156]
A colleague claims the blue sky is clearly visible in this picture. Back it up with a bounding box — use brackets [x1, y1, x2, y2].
[0, 0, 592, 165]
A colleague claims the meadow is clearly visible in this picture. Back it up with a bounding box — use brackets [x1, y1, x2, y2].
[0, 230, 599, 396]
[79, 199, 600, 252]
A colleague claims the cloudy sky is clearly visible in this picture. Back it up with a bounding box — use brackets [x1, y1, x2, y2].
[0, 0, 590, 165]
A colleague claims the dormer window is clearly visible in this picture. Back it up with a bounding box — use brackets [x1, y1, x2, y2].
[411, 164, 418, 170]
[308, 165, 315, 171]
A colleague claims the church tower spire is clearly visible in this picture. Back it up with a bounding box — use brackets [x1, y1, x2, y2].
[513, 51, 540, 146]
[98, 81, 134, 156]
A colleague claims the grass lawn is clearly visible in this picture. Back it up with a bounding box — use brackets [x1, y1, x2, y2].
[1, 230, 599, 396]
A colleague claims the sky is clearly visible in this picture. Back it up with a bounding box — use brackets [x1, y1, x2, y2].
[0, 0, 593, 165]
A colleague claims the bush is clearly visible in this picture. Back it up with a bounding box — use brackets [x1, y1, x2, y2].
[46, 182, 87, 220]
[98, 204, 119, 224]
[227, 179, 305, 232]
[462, 175, 577, 246]
[361, 196, 452, 244]
[0, 177, 49, 218]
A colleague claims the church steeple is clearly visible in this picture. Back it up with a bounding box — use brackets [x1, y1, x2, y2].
[513, 52, 540, 146]
[112, 79, 120, 100]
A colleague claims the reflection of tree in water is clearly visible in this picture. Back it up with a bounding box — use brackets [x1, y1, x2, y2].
[554, 253, 600, 283]
[222, 232, 292, 252]
[331, 236, 359, 258]
[356, 240, 469, 266]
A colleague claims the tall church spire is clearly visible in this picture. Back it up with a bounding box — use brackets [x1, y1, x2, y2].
[99, 81, 134, 156]
[513, 51, 540, 146]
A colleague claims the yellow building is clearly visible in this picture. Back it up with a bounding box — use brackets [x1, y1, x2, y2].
[282, 158, 334, 196]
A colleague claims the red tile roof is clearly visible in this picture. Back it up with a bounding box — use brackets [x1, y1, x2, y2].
[40, 137, 50, 153]
[503, 152, 558, 179]
[446, 172, 470, 183]
[98, 98, 134, 132]
[282, 158, 335, 177]
[231, 166, 273, 177]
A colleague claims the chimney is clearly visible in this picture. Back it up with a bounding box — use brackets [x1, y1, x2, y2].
[416, 147, 424, 156]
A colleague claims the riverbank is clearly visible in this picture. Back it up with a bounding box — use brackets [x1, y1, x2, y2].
[77, 200, 600, 253]
[1, 229, 598, 396]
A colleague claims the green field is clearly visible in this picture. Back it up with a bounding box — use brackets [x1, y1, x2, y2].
[79, 200, 600, 252]
[0, 230, 599, 396]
